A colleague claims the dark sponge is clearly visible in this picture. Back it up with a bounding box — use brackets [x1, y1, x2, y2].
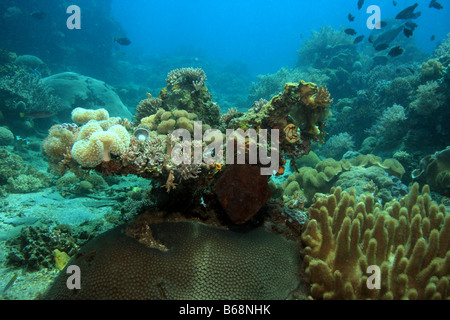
[44, 222, 301, 299]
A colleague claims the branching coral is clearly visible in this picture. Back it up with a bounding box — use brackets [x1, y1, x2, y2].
[301, 183, 449, 299]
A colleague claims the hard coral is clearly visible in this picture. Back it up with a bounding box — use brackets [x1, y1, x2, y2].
[301, 183, 449, 299]
[44, 221, 302, 299]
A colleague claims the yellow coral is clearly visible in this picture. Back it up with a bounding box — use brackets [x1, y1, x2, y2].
[172, 109, 189, 118]
[161, 111, 172, 121]
[157, 119, 176, 134]
[301, 183, 449, 299]
[176, 117, 194, 133]
[71, 107, 109, 124]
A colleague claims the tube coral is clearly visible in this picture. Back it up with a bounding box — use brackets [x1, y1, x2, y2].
[301, 183, 449, 299]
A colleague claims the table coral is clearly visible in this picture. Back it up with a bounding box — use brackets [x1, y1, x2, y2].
[301, 183, 449, 299]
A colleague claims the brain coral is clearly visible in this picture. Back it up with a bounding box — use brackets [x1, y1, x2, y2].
[44, 221, 301, 299]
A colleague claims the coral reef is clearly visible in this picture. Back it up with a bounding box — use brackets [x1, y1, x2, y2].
[160, 68, 220, 127]
[44, 220, 302, 299]
[301, 183, 449, 299]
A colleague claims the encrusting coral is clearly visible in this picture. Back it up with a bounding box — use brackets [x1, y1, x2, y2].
[301, 182, 449, 299]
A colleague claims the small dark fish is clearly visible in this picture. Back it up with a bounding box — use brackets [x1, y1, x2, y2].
[20, 111, 56, 119]
[368, 35, 374, 43]
[114, 37, 131, 46]
[30, 11, 46, 20]
[374, 43, 389, 51]
[379, 21, 388, 28]
[354, 35, 365, 44]
[345, 28, 357, 35]
[388, 46, 404, 57]
[404, 27, 413, 38]
[396, 3, 421, 19]
[429, 0, 443, 10]
[373, 55, 389, 66]
[358, 0, 365, 10]
[348, 13, 355, 22]
[405, 21, 418, 31]
[393, 1, 397, 6]
[431, 35, 435, 41]
[407, 67, 415, 74]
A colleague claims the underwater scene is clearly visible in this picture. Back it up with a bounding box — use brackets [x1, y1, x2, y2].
[0, 0, 449, 302]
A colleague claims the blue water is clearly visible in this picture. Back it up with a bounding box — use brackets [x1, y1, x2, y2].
[111, 0, 450, 76]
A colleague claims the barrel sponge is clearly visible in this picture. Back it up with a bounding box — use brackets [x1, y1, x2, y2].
[176, 117, 194, 133]
[71, 107, 109, 124]
[157, 119, 176, 134]
[44, 221, 302, 299]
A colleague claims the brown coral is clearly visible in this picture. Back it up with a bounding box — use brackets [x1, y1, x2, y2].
[301, 183, 449, 299]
